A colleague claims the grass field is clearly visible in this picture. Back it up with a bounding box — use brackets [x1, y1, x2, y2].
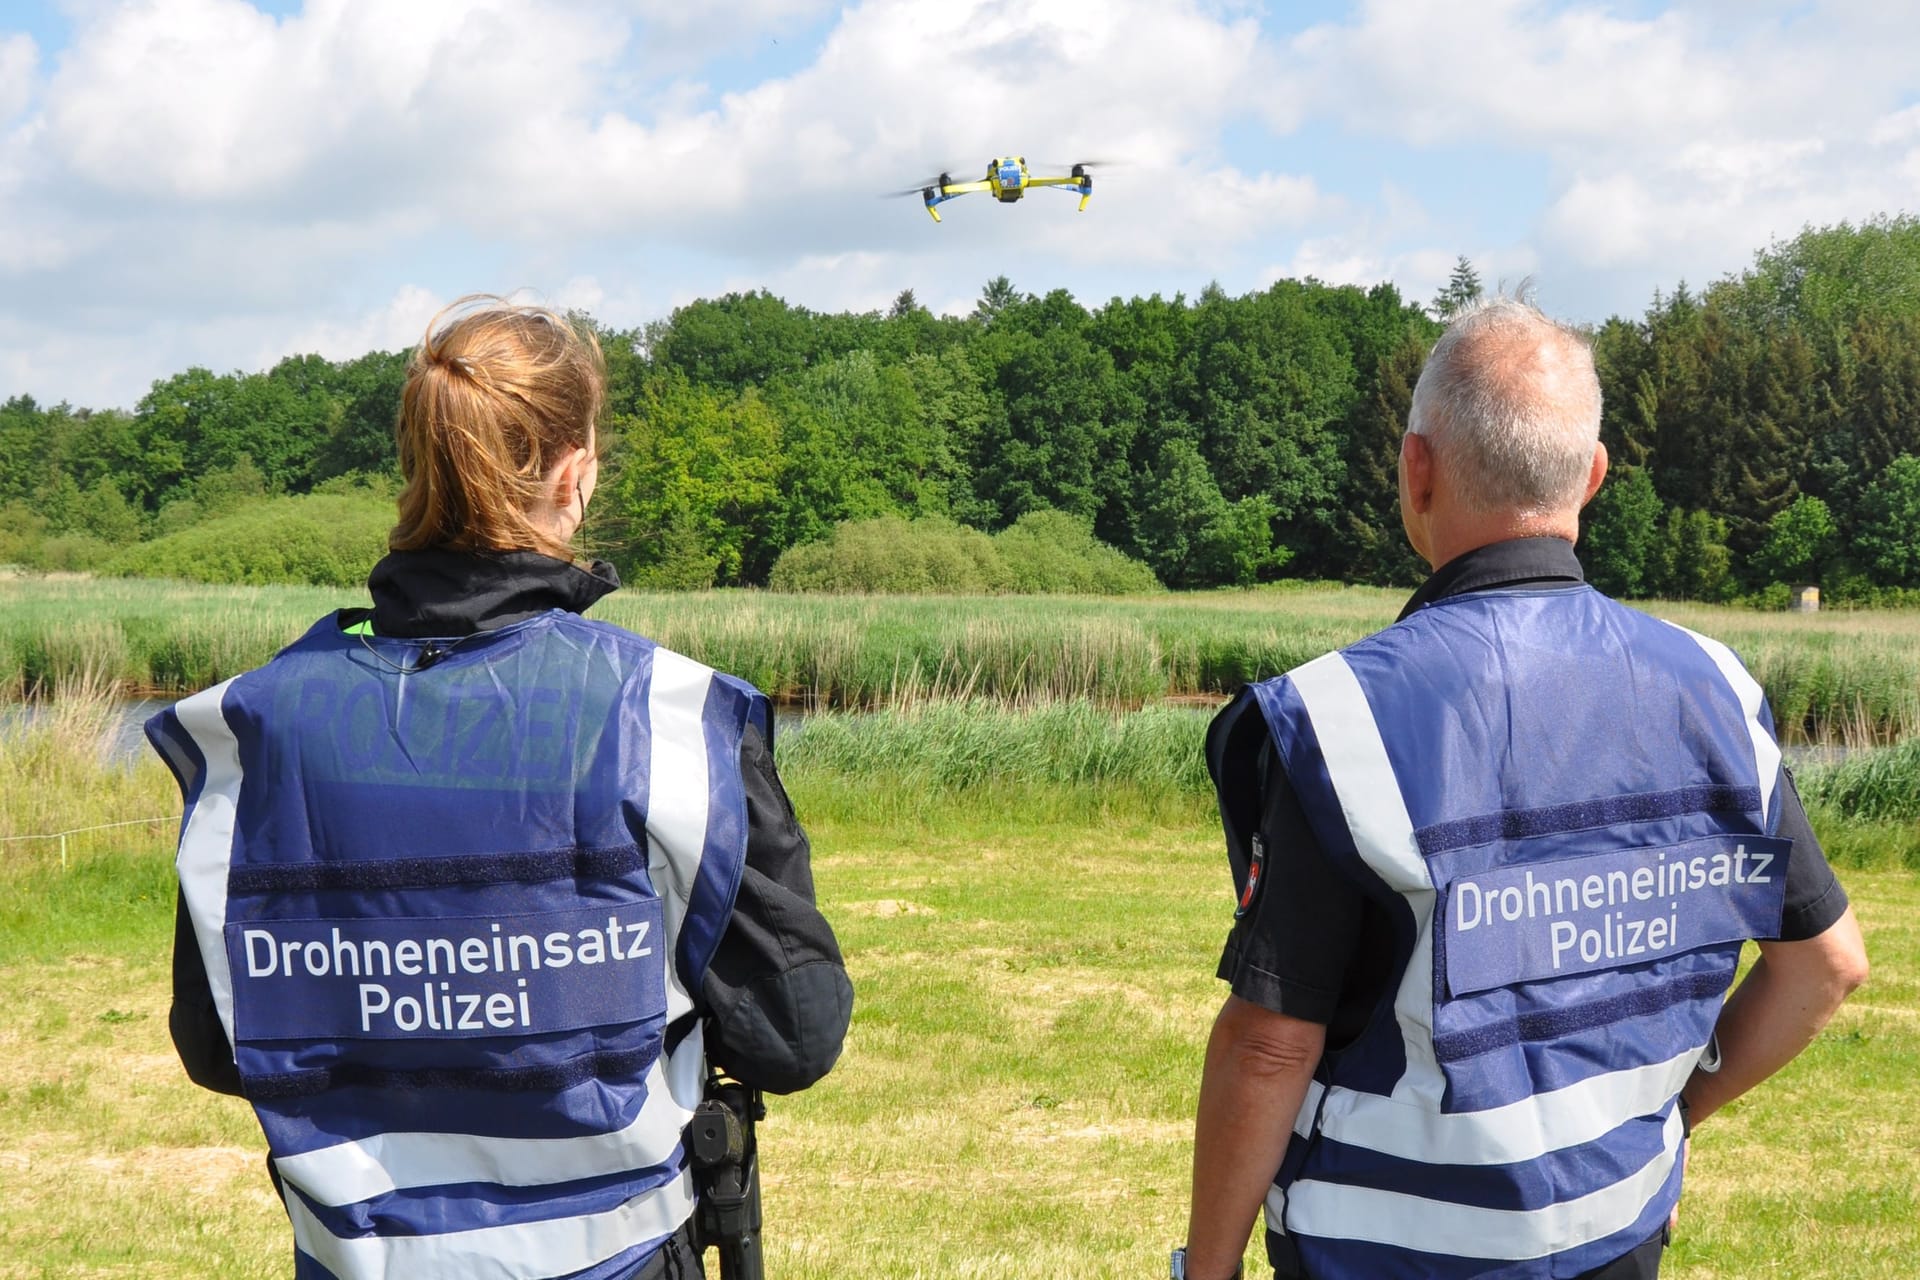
[5, 576, 1919, 743]
[1, 701, 1915, 1277]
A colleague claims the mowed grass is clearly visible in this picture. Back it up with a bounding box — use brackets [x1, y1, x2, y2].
[6, 575, 1919, 742]
[1, 703, 1916, 1277]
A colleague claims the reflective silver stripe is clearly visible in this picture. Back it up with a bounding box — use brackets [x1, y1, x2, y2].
[1283, 1106, 1683, 1260]
[1664, 622, 1781, 826]
[172, 679, 244, 1047]
[644, 648, 717, 1024]
[1313, 1045, 1699, 1164]
[1289, 654, 1443, 1107]
[1293, 1079, 1324, 1141]
[1262, 1079, 1327, 1238]
[287, 1167, 697, 1280]
[275, 1040, 702, 1206]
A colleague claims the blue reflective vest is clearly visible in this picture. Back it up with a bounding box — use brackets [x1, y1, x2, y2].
[1216, 586, 1787, 1279]
[148, 610, 769, 1280]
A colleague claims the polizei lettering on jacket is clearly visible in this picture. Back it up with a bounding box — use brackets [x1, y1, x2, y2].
[223, 900, 667, 1042]
[1443, 834, 1790, 996]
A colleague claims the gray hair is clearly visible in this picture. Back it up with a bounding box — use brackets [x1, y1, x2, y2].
[1407, 294, 1602, 515]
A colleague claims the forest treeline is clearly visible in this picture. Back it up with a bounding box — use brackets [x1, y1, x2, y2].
[4, 216, 1920, 599]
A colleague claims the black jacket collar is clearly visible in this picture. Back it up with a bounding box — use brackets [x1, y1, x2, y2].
[359, 547, 620, 638]
[1397, 536, 1586, 623]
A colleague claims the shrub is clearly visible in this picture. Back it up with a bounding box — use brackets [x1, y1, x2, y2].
[767, 511, 1161, 595]
[769, 516, 1010, 593]
[0, 503, 50, 567]
[992, 510, 1162, 594]
[36, 535, 118, 573]
[105, 492, 392, 587]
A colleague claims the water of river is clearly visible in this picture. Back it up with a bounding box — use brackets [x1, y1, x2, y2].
[0, 698, 173, 763]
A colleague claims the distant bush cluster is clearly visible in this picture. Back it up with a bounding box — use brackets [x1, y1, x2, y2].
[103, 491, 392, 588]
[768, 511, 1161, 595]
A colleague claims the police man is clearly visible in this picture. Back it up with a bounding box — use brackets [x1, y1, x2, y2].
[1176, 295, 1868, 1280]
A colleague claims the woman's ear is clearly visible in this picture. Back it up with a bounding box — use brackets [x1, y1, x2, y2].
[543, 445, 594, 537]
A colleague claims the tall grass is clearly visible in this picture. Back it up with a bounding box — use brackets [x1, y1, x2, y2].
[3, 577, 1917, 744]
[1800, 739, 1920, 823]
[0, 674, 177, 850]
[781, 700, 1215, 827]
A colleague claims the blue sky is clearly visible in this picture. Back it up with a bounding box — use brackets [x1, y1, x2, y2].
[3, 0, 1918, 408]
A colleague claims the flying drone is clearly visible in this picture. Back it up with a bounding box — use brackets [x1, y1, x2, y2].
[889, 157, 1106, 222]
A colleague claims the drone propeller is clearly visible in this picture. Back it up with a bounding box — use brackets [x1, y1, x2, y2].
[882, 168, 961, 198]
[1044, 159, 1124, 170]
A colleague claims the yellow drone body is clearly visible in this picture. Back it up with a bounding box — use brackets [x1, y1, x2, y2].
[910, 157, 1096, 222]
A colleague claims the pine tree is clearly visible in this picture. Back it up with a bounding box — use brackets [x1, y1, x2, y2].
[1431, 256, 1483, 319]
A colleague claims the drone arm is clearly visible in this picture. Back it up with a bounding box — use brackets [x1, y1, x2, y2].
[1028, 174, 1093, 210]
[922, 180, 993, 222]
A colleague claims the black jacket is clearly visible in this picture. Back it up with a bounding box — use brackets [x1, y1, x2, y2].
[170, 547, 852, 1096]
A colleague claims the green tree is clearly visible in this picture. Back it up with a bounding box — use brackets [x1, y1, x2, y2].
[1581, 466, 1665, 597]
[313, 350, 408, 482]
[1337, 335, 1429, 585]
[973, 276, 1023, 325]
[1135, 439, 1283, 588]
[1656, 509, 1733, 600]
[72, 478, 144, 546]
[1754, 495, 1837, 585]
[1853, 455, 1920, 586]
[767, 350, 949, 549]
[1431, 256, 1483, 319]
[601, 376, 781, 587]
[963, 290, 1118, 528]
[645, 291, 820, 388]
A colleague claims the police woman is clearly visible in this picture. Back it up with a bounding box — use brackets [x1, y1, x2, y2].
[152, 297, 852, 1280]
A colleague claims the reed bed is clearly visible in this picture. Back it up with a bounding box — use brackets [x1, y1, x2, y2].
[3, 577, 1916, 745]
[1798, 738, 1920, 824]
[780, 699, 1214, 825]
[0, 676, 180, 884]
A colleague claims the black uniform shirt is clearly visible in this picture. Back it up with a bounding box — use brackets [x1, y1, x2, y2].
[1216, 537, 1850, 1048]
[171, 548, 852, 1097]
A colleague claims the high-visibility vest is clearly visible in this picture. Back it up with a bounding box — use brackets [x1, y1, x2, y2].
[149, 610, 767, 1280]
[1215, 586, 1788, 1279]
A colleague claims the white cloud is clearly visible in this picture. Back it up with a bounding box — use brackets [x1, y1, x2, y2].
[40, 0, 626, 205]
[1268, 2, 1920, 319]
[0, 33, 36, 123]
[1868, 103, 1920, 147]
[275, 284, 446, 364]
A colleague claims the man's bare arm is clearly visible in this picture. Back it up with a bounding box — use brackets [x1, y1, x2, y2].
[1681, 906, 1868, 1125]
[1185, 995, 1326, 1280]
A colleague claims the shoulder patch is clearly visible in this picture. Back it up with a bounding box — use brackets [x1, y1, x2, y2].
[1236, 834, 1268, 918]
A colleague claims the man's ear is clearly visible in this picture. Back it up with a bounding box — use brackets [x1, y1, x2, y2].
[1402, 431, 1435, 516]
[1581, 441, 1609, 508]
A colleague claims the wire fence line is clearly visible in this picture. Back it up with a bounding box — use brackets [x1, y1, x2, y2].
[0, 815, 173, 869]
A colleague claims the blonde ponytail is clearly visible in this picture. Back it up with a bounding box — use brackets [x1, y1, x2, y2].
[391, 296, 605, 559]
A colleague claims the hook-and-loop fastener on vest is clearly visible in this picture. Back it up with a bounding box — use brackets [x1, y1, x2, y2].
[149, 613, 765, 1280]
[1228, 587, 1786, 1280]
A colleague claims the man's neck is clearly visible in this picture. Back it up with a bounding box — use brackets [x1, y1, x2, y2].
[1419, 512, 1580, 570]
